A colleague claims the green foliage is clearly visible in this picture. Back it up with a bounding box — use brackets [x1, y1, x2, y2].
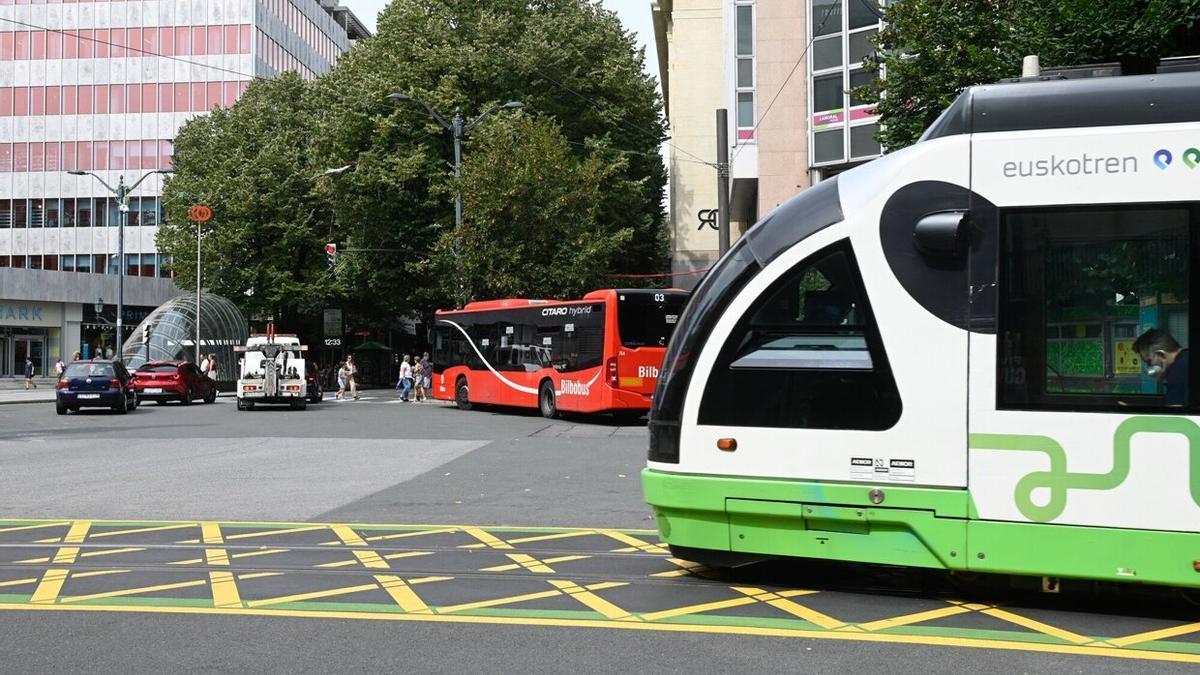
[862, 0, 1200, 150]
[158, 0, 667, 333]
[157, 73, 333, 325]
[433, 114, 633, 301]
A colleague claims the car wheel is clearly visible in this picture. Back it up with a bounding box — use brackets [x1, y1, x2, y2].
[129, 393, 139, 411]
[115, 393, 128, 415]
[455, 378, 472, 411]
[204, 387, 216, 404]
[156, 400, 166, 406]
[538, 381, 558, 419]
[56, 401, 68, 415]
[181, 388, 193, 406]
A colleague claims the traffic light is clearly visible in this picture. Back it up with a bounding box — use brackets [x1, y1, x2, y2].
[325, 243, 337, 271]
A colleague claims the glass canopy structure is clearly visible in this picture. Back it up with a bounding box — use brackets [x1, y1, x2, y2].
[121, 294, 248, 382]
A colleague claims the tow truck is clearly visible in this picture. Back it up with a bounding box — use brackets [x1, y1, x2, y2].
[234, 325, 309, 411]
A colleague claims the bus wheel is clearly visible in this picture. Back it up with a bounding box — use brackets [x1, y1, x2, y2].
[539, 381, 558, 419]
[455, 378, 472, 411]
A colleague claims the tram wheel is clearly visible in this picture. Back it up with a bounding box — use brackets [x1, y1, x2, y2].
[538, 381, 558, 419]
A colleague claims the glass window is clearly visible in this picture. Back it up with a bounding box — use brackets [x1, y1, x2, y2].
[78, 198, 92, 227]
[11, 255, 25, 269]
[849, 69, 877, 107]
[43, 255, 58, 271]
[850, 124, 881, 158]
[76, 254, 91, 273]
[28, 255, 42, 270]
[737, 58, 753, 88]
[0, 200, 9, 228]
[850, 0, 881, 29]
[737, 92, 754, 128]
[63, 255, 75, 272]
[29, 198, 43, 227]
[140, 253, 156, 278]
[812, 0, 843, 36]
[617, 293, 689, 348]
[813, 35, 842, 71]
[126, 254, 140, 276]
[62, 198, 75, 227]
[813, 73, 844, 112]
[159, 255, 173, 278]
[699, 242, 901, 428]
[736, 5, 753, 56]
[814, 128, 844, 163]
[998, 204, 1197, 412]
[849, 29, 878, 66]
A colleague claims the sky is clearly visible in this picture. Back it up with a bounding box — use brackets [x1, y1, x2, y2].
[338, 0, 660, 88]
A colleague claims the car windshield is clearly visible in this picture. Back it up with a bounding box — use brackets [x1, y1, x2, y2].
[65, 363, 115, 378]
[137, 364, 178, 373]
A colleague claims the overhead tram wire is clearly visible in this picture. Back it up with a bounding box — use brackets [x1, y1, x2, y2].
[730, 0, 843, 165]
[0, 17, 267, 82]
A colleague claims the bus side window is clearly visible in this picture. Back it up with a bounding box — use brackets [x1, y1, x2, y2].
[998, 204, 1196, 412]
[699, 241, 902, 430]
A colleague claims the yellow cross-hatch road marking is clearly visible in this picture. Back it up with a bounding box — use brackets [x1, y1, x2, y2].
[596, 529, 668, 554]
[315, 551, 433, 569]
[548, 580, 640, 622]
[0, 521, 69, 535]
[858, 604, 974, 632]
[362, 527, 460, 544]
[1109, 621, 1200, 648]
[0, 577, 39, 589]
[462, 528, 514, 550]
[63, 521, 91, 544]
[200, 523, 224, 545]
[651, 558, 710, 578]
[169, 548, 288, 566]
[218, 525, 328, 542]
[480, 553, 590, 574]
[245, 583, 380, 609]
[51, 547, 80, 565]
[982, 607, 1094, 645]
[641, 588, 821, 623]
[89, 523, 195, 539]
[331, 525, 368, 547]
[60, 578, 209, 604]
[459, 530, 594, 550]
[375, 575, 437, 614]
[437, 581, 628, 615]
[210, 571, 242, 609]
[732, 587, 845, 630]
[70, 570, 130, 580]
[29, 569, 69, 605]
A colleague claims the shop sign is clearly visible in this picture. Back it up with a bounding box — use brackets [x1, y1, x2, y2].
[0, 301, 62, 327]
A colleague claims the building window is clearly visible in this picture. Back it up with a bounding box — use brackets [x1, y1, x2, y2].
[809, 0, 883, 167]
[734, 1, 755, 142]
[998, 204, 1197, 412]
[699, 241, 901, 429]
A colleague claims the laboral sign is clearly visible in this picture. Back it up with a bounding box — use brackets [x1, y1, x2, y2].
[0, 302, 62, 327]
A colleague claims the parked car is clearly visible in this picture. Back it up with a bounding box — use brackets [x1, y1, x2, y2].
[131, 361, 217, 405]
[305, 361, 323, 404]
[56, 360, 138, 415]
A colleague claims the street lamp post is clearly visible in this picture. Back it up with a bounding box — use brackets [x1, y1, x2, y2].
[386, 94, 524, 306]
[69, 169, 173, 359]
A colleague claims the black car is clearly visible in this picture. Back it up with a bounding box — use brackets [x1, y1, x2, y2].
[305, 361, 323, 403]
[56, 360, 138, 414]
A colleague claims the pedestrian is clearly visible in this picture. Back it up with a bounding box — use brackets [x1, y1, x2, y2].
[335, 359, 347, 400]
[420, 352, 432, 400]
[71, 351, 81, 362]
[23, 357, 36, 390]
[207, 353, 219, 380]
[199, 352, 210, 375]
[347, 354, 359, 400]
[54, 357, 66, 378]
[399, 354, 413, 402]
[104, 344, 114, 360]
[412, 356, 426, 402]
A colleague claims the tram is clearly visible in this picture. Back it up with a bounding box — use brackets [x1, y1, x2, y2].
[644, 69, 1200, 588]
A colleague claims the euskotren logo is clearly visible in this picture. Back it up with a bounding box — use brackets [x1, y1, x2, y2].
[1154, 147, 1200, 170]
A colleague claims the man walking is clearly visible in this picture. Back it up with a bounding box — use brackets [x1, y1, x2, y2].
[398, 354, 413, 402]
[346, 354, 359, 401]
[23, 357, 36, 390]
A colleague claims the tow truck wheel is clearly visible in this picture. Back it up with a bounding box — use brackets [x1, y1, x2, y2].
[291, 399, 307, 411]
[539, 381, 558, 419]
[455, 378, 472, 411]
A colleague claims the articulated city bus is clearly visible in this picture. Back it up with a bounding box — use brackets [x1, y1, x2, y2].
[433, 289, 689, 418]
[644, 70, 1200, 589]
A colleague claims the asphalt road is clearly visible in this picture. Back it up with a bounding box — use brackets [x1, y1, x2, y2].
[0, 393, 1196, 673]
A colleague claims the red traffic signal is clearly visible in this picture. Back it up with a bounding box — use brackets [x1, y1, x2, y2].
[325, 243, 337, 255]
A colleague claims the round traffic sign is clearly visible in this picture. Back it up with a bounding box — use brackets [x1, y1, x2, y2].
[188, 205, 213, 222]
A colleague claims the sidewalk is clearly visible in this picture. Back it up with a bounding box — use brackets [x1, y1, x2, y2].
[0, 387, 55, 405]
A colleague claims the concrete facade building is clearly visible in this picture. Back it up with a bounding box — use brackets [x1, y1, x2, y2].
[653, 0, 885, 285]
[0, 0, 368, 377]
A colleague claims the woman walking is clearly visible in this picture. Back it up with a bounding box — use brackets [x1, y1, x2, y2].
[335, 359, 347, 400]
[347, 354, 359, 400]
[412, 356, 426, 402]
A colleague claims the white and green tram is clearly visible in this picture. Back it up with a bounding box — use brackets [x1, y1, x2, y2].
[644, 70, 1200, 588]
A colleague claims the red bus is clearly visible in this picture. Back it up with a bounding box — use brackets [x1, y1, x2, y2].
[432, 289, 689, 418]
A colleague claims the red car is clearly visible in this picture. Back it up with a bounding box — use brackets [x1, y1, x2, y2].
[130, 361, 217, 405]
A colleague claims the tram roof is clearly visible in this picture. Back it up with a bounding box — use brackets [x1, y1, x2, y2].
[921, 70, 1200, 142]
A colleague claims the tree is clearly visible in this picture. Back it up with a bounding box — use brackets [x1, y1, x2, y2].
[863, 0, 1200, 150]
[429, 114, 633, 302]
[308, 0, 667, 315]
[156, 73, 334, 326]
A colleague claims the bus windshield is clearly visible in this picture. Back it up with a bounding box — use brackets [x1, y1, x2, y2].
[617, 292, 688, 348]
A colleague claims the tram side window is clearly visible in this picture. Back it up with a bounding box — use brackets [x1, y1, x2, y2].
[998, 204, 1196, 412]
[699, 242, 902, 429]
